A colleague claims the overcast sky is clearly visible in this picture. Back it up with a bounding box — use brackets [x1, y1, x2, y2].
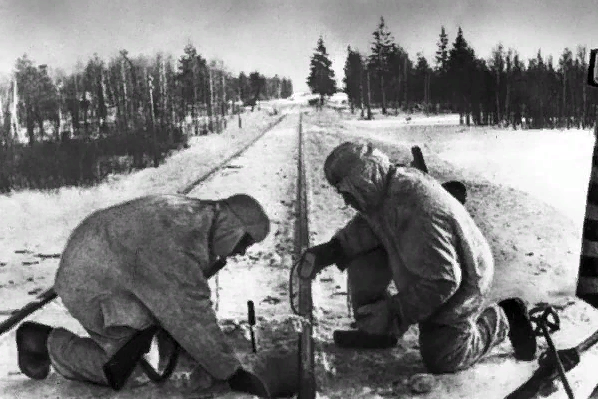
[0, 0, 597, 93]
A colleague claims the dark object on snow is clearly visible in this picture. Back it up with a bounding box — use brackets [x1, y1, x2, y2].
[409, 146, 467, 205]
[505, 304, 598, 399]
[410, 146, 429, 174]
[103, 326, 180, 391]
[499, 298, 537, 362]
[333, 329, 398, 349]
[229, 350, 300, 398]
[588, 49, 598, 87]
[441, 181, 467, 205]
[16, 321, 53, 380]
[248, 300, 257, 353]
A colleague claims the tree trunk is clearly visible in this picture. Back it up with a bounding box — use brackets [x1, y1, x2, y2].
[359, 68, 365, 119]
[121, 60, 129, 132]
[208, 68, 214, 132]
[381, 74, 386, 115]
[26, 104, 35, 146]
[221, 73, 226, 117]
[147, 71, 159, 168]
[403, 58, 408, 110]
[495, 70, 501, 125]
[583, 76, 588, 128]
[366, 69, 372, 120]
[505, 79, 510, 127]
[562, 69, 567, 128]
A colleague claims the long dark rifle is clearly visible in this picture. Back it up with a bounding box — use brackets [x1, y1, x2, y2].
[0, 288, 57, 336]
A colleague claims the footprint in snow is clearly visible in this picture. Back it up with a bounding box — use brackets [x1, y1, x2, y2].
[261, 296, 282, 305]
[22, 261, 40, 266]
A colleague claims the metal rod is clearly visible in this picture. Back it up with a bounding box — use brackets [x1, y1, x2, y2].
[542, 326, 574, 399]
[296, 112, 316, 399]
[247, 300, 257, 353]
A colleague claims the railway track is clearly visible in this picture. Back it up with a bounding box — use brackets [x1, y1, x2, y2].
[0, 110, 319, 397]
[294, 112, 316, 399]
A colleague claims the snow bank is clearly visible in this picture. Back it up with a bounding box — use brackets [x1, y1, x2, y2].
[0, 111, 279, 256]
[345, 113, 461, 127]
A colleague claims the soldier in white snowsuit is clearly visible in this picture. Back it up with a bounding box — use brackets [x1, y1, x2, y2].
[16, 194, 288, 396]
[303, 142, 537, 373]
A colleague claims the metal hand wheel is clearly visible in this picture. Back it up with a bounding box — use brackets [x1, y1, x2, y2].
[529, 306, 560, 337]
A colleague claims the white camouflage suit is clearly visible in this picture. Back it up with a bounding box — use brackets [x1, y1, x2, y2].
[324, 142, 510, 373]
[47, 194, 270, 385]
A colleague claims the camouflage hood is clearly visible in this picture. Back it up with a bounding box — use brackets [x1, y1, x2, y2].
[211, 194, 271, 258]
[324, 142, 393, 213]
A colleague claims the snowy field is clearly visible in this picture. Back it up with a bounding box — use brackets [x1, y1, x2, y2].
[1, 104, 598, 398]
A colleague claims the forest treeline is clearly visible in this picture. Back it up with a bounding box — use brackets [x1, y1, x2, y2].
[0, 43, 293, 192]
[339, 17, 597, 128]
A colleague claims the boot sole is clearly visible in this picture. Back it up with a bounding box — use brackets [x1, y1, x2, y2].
[16, 322, 52, 380]
[500, 299, 537, 361]
[18, 353, 51, 380]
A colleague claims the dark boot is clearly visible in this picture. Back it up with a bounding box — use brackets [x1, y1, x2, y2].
[333, 330, 398, 349]
[16, 321, 53, 380]
[228, 368, 271, 398]
[499, 298, 537, 361]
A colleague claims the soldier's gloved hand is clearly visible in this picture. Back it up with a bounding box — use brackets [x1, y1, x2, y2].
[301, 238, 344, 280]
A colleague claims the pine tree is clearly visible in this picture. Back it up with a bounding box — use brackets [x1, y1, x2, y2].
[238, 72, 249, 102]
[306, 36, 337, 105]
[280, 78, 293, 98]
[489, 43, 505, 124]
[249, 71, 265, 110]
[447, 27, 476, 124]
[413, 52, 431, 109]
[343, 46, 364, 113]
[435, 26, 449, 73]
[369, 16, 396, 114]
[434, 26, 449, 108]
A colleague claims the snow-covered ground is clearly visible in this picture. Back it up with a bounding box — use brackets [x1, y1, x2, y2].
[302, 109, 598, 398]
[2, 105, 598, 398]
[0, 109, 281, 325]
[343, 112, 594, 224]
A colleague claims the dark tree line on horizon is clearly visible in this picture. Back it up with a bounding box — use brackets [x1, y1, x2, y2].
[341, 17, 598, 129]
[0, 43, 293, 192]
